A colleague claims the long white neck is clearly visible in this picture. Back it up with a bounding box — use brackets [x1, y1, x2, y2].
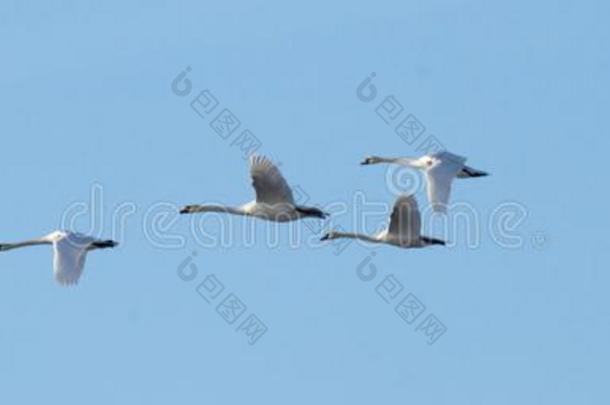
[373, 156, 420, 168]
[0, 239, 50, 252]
[334, 232, 382, 244]
[193, 205, 248, 216]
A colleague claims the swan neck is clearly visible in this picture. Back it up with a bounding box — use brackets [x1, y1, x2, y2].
[375, 156, 418, 168]
[0, 239, 50, 251]
[198, 205, 246, 216]
[380, 157, 401, 163]
[336, 232, 380, 244]
[394, 157, 420, 167]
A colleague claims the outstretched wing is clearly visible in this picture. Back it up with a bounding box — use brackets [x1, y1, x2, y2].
[249, 155, 295, 205]
[52, 233, 95, 286]
[388, 195, 422, 242]
[426, 151, 467, 213]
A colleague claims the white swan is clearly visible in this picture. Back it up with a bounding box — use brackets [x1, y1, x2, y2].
[180, 154, 328, 222]
[0, 231, 118, 286]
[321, 195, 445, 249]
[361, 151, 488, 213]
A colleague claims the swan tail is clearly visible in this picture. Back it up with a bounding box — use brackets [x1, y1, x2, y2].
[420, 236, 446, 246]
[458, 166, 489, 178]
[296, 206, 329, 219]
[91, 240, 119, 249]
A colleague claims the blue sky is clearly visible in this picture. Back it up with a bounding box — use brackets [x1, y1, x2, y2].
[1, 1, 608, 404]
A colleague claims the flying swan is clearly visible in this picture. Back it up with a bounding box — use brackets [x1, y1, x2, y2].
[180, 155, 328, 221]
[321, 195, 445, 249]
[0, 231, 118, 286]
[361, 151, 488, 213]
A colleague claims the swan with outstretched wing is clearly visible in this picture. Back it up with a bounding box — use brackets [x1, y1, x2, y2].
[361, 150, 488, 213]
[0, 231, 118, 286]
[180, 154, 328, 222]
[321, 195, 445, 249]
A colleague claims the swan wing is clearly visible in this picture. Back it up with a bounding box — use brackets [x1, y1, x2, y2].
[52, 232, 95, 286]
[426, 151, 467, 213]
[249, 155, 295, 205]
[388, 195, 421, 242]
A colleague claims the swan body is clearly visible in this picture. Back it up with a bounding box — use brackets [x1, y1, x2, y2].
[361, 151, 488, 213]
[321, 195, 445, 249]
[180, 155, 328, 222]
[0, 231, 118, 286]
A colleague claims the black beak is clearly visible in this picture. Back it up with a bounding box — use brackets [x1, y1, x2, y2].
[179, 207, 190, 215]
[320, 234, 330, 241]
[360, 159, 370, 165]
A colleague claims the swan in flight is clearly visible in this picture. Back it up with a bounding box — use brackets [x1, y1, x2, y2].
[0, 231, 118, 286]
[361, 151, 488, 213]
[180, 155, 328, 222]
[321, 195, 445, 249]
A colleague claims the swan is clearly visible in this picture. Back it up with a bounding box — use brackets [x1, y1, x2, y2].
[0, 231, 118, 286]
[361, 151, 488, 213]
[180, 154, 328, 222]
[321, 195, 445, 249]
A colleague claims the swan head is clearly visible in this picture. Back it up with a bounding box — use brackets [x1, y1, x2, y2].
[320, 231, 340, 241]
[179, 205, 197, 214]
[44, 230, 67, 242]
[360, 156, 384, 165]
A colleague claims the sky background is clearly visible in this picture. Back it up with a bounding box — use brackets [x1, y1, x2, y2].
[1, 0, 609, 404]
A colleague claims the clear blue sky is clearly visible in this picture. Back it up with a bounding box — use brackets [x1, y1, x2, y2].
[1, 1, 608, 404]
